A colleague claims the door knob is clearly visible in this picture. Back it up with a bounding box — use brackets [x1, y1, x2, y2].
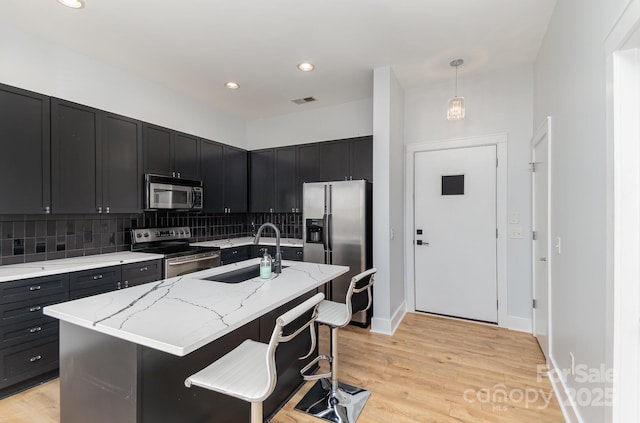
[416, 240, 429, 246]
[539, 257, 548, 262]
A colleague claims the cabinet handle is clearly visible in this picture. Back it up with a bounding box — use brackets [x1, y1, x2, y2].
[29, 306, 42, 312]
[93, 274, 103, 280]
[29, 285, 41, 291]
[97, 206, 102, 213]
[29, 355, 42, 363]
[105, 206, 110, 214]
[44, 206, 50, 214]
[124, 281, 129, 288]
[232, 250, 238, 254]
[172, 171, 176, 177]
[117, 282, 121, 290]
[177, 172, 181, 178]
[29, 326, 42, 333]
[140, 267, 148, 272]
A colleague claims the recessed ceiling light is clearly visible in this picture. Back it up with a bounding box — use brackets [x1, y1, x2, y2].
[225, 82, 240, 90]
[57, 0, 84, 9]
[297, 63, 315, 72]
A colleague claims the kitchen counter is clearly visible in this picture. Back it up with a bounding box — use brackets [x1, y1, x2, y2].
[0, 252, 165, 283]
[44, 259, 347, 356]
[191, 236, 303, 249]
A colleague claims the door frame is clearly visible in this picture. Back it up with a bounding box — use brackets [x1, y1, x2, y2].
[405, 133, 508, 328]
[605, 5, 640, 421]
[531, 116, 552, 364]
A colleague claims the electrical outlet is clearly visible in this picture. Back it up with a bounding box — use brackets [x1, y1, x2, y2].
[509, 212, 520, 224]
[510, 227, 523, 239]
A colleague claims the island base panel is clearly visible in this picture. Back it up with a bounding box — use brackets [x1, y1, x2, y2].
[60, 322, 138, 423]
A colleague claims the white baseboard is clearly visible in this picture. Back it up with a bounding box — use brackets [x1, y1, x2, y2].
[507, 315, 532, 333]
[371, 301, 406, 335]
[547, 356, 583, 423]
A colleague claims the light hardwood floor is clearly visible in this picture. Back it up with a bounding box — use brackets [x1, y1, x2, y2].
[0, 312, 564, 423]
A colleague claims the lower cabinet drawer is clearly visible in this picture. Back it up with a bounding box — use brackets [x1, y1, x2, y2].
[70, 282, 114, 300]
[221, 247, 249, 265]
[0, 337, 59, 389]
[281, 246, 303, 261]
[0, 292, 69, 326]
[69, 266, 121, 292]
[0, 316, 59, 350]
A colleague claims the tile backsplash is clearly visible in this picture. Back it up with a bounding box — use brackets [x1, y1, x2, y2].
[0, 212, 302, 265]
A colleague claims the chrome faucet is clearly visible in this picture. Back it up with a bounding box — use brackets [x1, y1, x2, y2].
[253, 223, 282, 274]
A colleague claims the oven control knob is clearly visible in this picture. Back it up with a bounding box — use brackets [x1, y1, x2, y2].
[136, 233, 142, 238]
[143, 232, 149, 238]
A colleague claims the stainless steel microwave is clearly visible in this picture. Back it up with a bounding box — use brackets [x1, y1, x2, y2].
[144, 174, 203, 211]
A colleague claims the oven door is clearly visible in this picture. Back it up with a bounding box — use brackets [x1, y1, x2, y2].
[165, 254, 220, 278]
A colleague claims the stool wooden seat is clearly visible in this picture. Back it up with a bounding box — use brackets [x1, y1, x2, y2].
[185, 293, 324, 423]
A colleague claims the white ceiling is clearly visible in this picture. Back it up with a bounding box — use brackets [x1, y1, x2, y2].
[2, 0, 556, 119]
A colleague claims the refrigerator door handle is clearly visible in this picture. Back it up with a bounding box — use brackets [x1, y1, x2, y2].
[326, 213, 332, 252]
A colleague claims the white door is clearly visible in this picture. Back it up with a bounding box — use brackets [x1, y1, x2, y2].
[532, 123, 550, 363]
[414, 145, 497, 323]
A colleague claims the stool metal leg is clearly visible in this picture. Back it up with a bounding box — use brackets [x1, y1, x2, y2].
[294, 327, 371, 423]
[251, 402, 262, 423]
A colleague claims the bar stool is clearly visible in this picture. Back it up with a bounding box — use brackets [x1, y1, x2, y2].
[295, 268, 376, 423]
[184, 293, 324, 423]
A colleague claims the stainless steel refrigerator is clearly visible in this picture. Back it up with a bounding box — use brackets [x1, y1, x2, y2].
[303, 180, 372, 326]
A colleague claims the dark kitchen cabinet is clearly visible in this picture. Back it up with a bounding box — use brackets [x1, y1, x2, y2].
[200, 139, 224, 213]
[249, 149, 275, 213]
[0, 84, 51, 214]
[101, 112, 143, 213]
[120, 259, 162, 288]
[220, 246, 250, 265]
[275, 146, 297, 213]
[319, 136, 373, 182]
[223, 145, 248, 213]
[349, 136, 373, 181]
[174, 132, 200, 180]
[69, 266, 121, 300]
[201, 140, 248, 213]
[142, 124, 172, 176]
[296, 143, 320, 212]
[0, 273, 69, 393]
[143, 124, 200, 179]
[51, 99, 101, 214]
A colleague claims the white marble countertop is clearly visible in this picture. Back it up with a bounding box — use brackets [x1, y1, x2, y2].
[44, 259, 347, 356]
[191, 237, 303, 249]
[0, 252, 165, 283]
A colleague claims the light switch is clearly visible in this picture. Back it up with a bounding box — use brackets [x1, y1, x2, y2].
[510, 227, 523, 239]
[509, 212, 520, 224]
[555, 237, 562, 254]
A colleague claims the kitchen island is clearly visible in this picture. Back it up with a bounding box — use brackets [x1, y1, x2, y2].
[44, 259, 348, 423]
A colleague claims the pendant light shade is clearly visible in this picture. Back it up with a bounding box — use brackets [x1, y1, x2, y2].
[447, 59, 465, 121]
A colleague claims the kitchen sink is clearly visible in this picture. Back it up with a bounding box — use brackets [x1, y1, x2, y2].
[202, 264, 289, 283]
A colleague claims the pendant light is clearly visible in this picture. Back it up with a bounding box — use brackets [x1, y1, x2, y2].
[447, 59, 465, 121]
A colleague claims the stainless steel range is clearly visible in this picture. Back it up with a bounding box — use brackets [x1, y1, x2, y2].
[131, 226, 220, 278]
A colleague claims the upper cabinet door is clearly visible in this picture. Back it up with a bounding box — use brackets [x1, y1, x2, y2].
[0, 84, 51, 214]
[200, 139, 224, 213]
[320, 140, 350, 182]
[274, 146, 297, 212]
[223, 145, 247, 213]
[349, 136, 373, 181]
[174, 132, 200, 180]
[51, 99, 101, 214]
[102, 112, 143, 214]
[143, 123, 173, 176]
[249, 149, 275, 212]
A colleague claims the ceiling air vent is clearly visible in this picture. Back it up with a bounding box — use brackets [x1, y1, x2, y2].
[291, 96, 316, 105]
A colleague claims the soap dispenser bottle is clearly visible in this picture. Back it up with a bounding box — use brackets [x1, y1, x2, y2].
[260, 251, 272, 279]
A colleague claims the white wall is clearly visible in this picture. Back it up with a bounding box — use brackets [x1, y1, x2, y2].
[371, 67, 406, 334]
[0, 24, 247, 148]
[245, 98, 373, 149]
[404, 65, 534, 325]
[534, 0, 625, 421]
